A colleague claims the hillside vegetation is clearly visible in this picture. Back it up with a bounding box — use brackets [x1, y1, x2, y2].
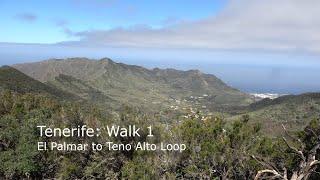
[8, 58, 320, 134]
[0, 91, 319, 179]
[0, 66, 79, 101]
[13, 58, 253, 112]
[227, 93, 320, 135]
[0, 58, 319, 179]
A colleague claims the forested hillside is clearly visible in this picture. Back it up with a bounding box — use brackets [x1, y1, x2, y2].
[0, 60, 319, 179]
[0, 90, 319, 179]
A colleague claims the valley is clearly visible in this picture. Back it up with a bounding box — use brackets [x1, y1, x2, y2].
[1, 57, 318, 134]
[1, 58, 319, 179]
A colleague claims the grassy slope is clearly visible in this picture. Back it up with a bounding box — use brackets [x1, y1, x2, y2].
[228, 93, 320, 135]
[0, 66, 79, 101]
[13, 58, 254, 112]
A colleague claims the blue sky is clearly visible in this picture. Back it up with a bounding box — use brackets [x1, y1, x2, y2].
[1, 0, 320, 93]
[0, 0, 226, 43]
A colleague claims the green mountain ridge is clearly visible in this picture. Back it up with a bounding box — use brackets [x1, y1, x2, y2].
[13, 58, 254, 112]
[0, 66, 79, 101]
[8, 58, 320, 133]
[228, 92, 320, 134]
[5, 58, 320, 133]
[249, 93, 320, 111]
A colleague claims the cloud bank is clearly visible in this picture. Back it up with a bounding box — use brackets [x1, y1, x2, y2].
[62, 0, 320, 54]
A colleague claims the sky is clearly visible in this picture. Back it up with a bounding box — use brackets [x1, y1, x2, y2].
[0, 0, 320, 94]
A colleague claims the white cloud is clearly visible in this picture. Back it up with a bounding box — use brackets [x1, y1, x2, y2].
[62, 0, 320, 54]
